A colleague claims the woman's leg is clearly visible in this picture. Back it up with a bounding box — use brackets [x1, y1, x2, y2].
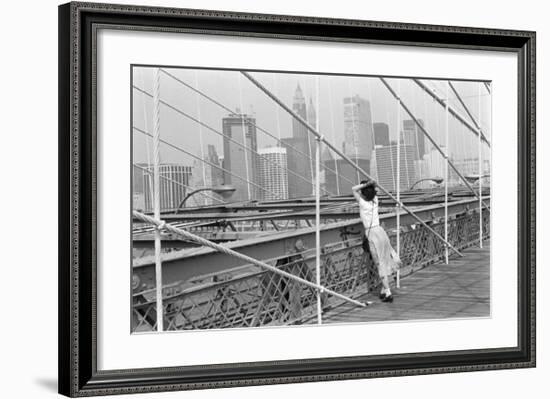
[381, 275, 391, 296]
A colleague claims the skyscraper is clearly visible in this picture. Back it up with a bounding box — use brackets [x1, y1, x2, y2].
[373, 122, 390, 146]
[222, 111, 259, 202]
[423, 146, 447, 185]
[307, 97, 317, 130]
[282, 84, 314, 199]
[143, 164, 193, 211]
[370, 144, 417, 192]
[132, 164, 148, 211]
[207, 144, 223, 187]
[402, 119, 426, 160]
[292, 84, 308, 140]
[189, 145, 225, 206]
[343, 95, 374, 159]
[258, 147, 289, 201]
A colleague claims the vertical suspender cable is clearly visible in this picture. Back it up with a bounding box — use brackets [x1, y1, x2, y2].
[347, 78, 361, 183]
[327, 80, 341, 195]
[396, 80, 401, 288]
[478, 83, 483, 248]
[444, 83, 449, 264]
[242, 71, 463, 257]
[152, 68, 163, 331]
[315, 76, 322, 324]
[194, 71, 208, 205]
[305, 78, 315, 193]
[238, 74, 252, 200]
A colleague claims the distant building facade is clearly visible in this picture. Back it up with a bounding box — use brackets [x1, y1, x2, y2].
[370, 144, 417, 192]
[450, 157, 490, 185]
[402, 119, 426, 160]
[373, 122, 390, 146]
[258, 147, 289, 201]
[343, 95, 374, 159]
[222, 112, 259, 202]
[132, 164, 148, 211]
[143, 164, 192, 211]
[324, 158, 370, 196]
[281, 85, 314, 199]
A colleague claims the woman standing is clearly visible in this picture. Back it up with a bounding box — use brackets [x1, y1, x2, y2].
[352, 180, 401, 302]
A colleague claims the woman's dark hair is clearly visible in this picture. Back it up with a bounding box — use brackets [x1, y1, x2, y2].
[360, 180, 376, 201]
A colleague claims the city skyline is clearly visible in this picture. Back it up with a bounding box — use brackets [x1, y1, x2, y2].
[133, 67, 491, 164]
[133, 67, 491, 201]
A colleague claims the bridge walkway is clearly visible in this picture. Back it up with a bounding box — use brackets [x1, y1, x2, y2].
[321, 241, 490, 324]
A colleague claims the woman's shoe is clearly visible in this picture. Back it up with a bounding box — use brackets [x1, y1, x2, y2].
[379, 292, 386, 299]
[382, 294, 394, 303]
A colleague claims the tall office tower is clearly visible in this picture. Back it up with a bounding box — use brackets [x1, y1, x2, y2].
[258, 147, 289, 201]
[373, 122, 390, 146]
[307, 97, 317, 130]
[321, 147, 336, 195]
[143, 164, 193, 211]
[191, 145, 225, 206]
[370, 144, 417, 192]
[282, 84, 313, 199]
[402, 119, 426, 160]
[292, 84, 308, 140]
[423, 146, 447, 185]
[190, 159, 208, 206]
[343, 95, 374, 159]
[222, 111, 259, 202]
[206, 144, 224, 186]
[281, 137, 313, 199]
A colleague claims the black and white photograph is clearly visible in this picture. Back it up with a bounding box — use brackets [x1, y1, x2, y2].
[131, 67, 491, 332]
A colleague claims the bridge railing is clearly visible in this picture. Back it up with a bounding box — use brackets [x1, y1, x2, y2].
[132, 207, 490, 332]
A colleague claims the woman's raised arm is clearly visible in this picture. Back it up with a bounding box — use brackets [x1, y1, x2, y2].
[352, 182, 366, 202]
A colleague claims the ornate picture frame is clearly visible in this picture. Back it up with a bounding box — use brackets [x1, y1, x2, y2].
[58, 2, 535, 396]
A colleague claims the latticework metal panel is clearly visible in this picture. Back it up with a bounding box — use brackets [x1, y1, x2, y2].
[132, 208, 490, 332]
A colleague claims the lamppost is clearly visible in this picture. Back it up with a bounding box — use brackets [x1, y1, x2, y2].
[409, 177, 444, 191]
[175, 185, 236, 213]
[464, 174, 490, 184]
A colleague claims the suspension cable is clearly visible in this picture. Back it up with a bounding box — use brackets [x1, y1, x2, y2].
[241, 71, 463, 257]
[159, 69, 356, 189]
[413, 79, 491, 147]
[380, 78, 490, 212]
[133, 126, 281, 199]
[133, 85, 334, 197]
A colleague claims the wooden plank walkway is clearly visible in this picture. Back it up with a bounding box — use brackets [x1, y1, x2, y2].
[323, 241, 490, 324]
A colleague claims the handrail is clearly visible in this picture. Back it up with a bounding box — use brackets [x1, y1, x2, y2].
[133, 210, 369, 308]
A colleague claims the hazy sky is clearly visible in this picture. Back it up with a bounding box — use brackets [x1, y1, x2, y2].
[132, 66, 491, 167]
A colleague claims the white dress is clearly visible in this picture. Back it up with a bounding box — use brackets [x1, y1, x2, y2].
[358, 196, 400, 278]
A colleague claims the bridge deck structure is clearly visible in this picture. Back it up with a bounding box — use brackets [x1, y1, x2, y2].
[318, 241, 490, 324]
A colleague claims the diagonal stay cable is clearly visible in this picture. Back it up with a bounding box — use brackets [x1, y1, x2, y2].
[133, 84, 334, 197]
[133, 126, 281, 200]
[380, 78, 490, 212]
[413, 78, 491, 147]
[448, 81, 486, 137]
[241, 71, 464, 257]
[133, 210, 369, 308]
[159, 68, 357, 188]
